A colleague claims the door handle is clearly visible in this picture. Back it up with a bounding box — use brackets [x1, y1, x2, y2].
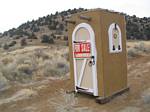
[88, 56, 95, 66]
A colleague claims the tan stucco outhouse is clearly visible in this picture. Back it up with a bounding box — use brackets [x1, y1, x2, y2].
[67, 9, 129, 103]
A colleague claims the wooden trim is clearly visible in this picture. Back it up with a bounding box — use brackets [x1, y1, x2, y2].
[79, 15, 92, 21]
[72, 23, 98, 96]
[78, 59, 87, 86]
[108, 23, 122, 53]
[65, 19, 76, 24]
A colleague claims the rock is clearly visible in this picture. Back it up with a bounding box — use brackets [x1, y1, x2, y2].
[141, 88, 150, 104]
[118, 106, 141, 112]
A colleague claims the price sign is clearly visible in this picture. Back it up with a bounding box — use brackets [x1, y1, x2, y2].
[74, 42, 91, 58]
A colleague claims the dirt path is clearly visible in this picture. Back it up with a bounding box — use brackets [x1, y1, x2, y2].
[0, 56, 150, 112]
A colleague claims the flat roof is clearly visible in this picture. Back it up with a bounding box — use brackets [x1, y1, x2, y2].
[71, 8, 125, 17]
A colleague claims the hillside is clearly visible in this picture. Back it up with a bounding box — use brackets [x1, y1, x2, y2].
[0, 8, 150, 44]
[0, 8, 86, 42]
[126, 15, 150, 40]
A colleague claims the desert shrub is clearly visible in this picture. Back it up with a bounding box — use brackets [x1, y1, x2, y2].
[144, 27, 150, 40]
[134, 42, 146, 52]
[64, 36, 68, 41]
[31, 25, 40, 32]
[43, 61, 56, 77]
[15, 55, 30, 65]
[57, 62, 69, 72]
[49, 89, 92, 112]
[141, 88, 150, 104]
[0, 72, 9, 90]
[43, 61, 69, 77]
[17, 64, 33, 75]
[15, 55, 38, 72]
[0, 62, 18, 81]
[44, 68, 61, 77]
[62, 52, 69, 61]
[29, 39, 32, 42]
[28, 33, 37, 39]
[48, 23, 57, 30]
[128, 49, 138, 58]
[49, 90, 77, 112]
[8, 41, 17, 47]
[57, 62, 66, 68]
[0, 54, 39, 83]
[33, 49, 49, 59]
[3, 43, 9, 50]
[128, 42, 150, 58]
[14, 35, 20, 39]
[50, 33, 55, 39]
[134, 42, 150, 54]
[1, 57, 13, 65]
[0, 46, 69, 83]
[0, 61, 33, 83]
[20, 38, 27, 46]
[41, 35, 54, 44]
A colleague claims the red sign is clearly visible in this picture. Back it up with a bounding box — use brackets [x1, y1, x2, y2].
[74, 42, 91, 58]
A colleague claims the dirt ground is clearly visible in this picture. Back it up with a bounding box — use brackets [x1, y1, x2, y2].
[0, 55, 150, 112]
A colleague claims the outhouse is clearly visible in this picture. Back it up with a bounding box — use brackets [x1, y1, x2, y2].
[67, 9, 129, 103]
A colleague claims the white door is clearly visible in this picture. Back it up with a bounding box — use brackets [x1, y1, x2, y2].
[72, 23, 98, 96]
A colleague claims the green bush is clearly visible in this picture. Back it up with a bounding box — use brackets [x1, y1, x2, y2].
[20, 38, 27, 46]
[28, 33, 37, 39]
[17, 64, 33, 75]
[8, 41, 17, 47]
[3, 43, 9, 50]
[41, 35, 54, 44]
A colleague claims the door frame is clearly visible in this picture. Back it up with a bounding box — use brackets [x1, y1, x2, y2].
[72, 23, 98, 96]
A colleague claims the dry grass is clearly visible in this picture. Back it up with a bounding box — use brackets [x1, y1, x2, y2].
[0, 72, 9, 90]
[0, 45, 69, 84]
[43, 60, 69, 77]
[1, 57, 13, 65]
[141, 88, 150, 104]
[127, 41, 150, 58]
[49, 89, 93, 112]
[0, 89, 37, 105]
[0, 40, 149, 84]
